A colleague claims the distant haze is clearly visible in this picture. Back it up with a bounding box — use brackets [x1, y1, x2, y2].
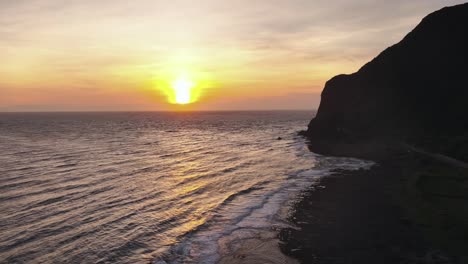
[0, 0, 465, 111]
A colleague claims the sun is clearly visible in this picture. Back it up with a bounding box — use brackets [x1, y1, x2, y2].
[155, 71, 206, 105]
[172, 78, 194, 104]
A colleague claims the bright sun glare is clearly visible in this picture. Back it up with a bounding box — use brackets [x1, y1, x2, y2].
[172, 78, 194, 104]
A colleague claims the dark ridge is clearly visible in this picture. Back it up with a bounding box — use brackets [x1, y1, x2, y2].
[304, 3, 468, 160]
[288, 4, 468, 263]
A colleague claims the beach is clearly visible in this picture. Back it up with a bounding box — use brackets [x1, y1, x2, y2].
[278, 149, 468, 264]
[219, 144, 468, 264]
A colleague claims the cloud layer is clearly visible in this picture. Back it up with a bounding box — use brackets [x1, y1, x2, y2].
[1, 0, 465, 111]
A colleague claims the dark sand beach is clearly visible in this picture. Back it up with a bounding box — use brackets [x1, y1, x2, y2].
[217, 148, 468, 264]
[280, 154, 424, 263]
[279, 149, 468, 264]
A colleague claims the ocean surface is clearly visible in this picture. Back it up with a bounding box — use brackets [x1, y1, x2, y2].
[0, 111, 373, 264]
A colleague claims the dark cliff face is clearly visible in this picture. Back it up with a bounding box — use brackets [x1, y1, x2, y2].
[306, 3, 468, 148]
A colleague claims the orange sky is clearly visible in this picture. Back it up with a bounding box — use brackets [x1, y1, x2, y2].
[0, 0, 465, 111]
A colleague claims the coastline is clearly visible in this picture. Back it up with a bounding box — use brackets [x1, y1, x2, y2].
[216, 3, 468, 263]
[279, 155, 426, 263]
[278, 148, 468, 264]
[281, 3, 468, 263]
[214, 140, 375, 264]
[218, 142, 468, 264]
[218, 230, 298, 264]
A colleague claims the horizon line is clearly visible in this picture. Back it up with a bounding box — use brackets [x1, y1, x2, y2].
[0, 109, 317, 114]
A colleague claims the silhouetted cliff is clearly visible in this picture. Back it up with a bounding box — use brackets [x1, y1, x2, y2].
[305, 3, 468, 159]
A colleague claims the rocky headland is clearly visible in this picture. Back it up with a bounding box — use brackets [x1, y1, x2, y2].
[283, 3, 468, 264]
[301, 3, 468, 161]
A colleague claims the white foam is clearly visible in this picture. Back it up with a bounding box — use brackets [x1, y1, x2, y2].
[159, 137, 375, 263]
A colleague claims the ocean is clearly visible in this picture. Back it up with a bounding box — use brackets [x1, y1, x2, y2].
[0, 111, 372, 263]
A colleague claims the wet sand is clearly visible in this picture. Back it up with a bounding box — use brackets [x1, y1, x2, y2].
[218, 157, 423, 264]
[218, 230, 298, 264]
[218, 162, 415, 264]
[278, 153, 468, 264]
[219, 149, 468, 264]
[278, 159, 427, 263]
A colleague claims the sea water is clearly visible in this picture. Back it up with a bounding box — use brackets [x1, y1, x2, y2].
[0, 111, 373, 263]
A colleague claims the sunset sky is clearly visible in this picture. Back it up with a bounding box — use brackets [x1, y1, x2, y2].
[1, 0, 465, 111]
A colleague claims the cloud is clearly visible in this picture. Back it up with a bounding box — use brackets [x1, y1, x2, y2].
[0, 0, 466, 111]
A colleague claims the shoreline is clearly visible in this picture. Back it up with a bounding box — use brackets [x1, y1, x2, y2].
[278, 149, 468, 263]
[218, 230, 298, 264]
[279, 156, 427, 263]
[215, 150, 375, 264]
[219, 145, 468, 264]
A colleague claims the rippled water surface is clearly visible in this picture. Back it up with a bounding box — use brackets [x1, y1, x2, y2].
[0, 111, 372, 263]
